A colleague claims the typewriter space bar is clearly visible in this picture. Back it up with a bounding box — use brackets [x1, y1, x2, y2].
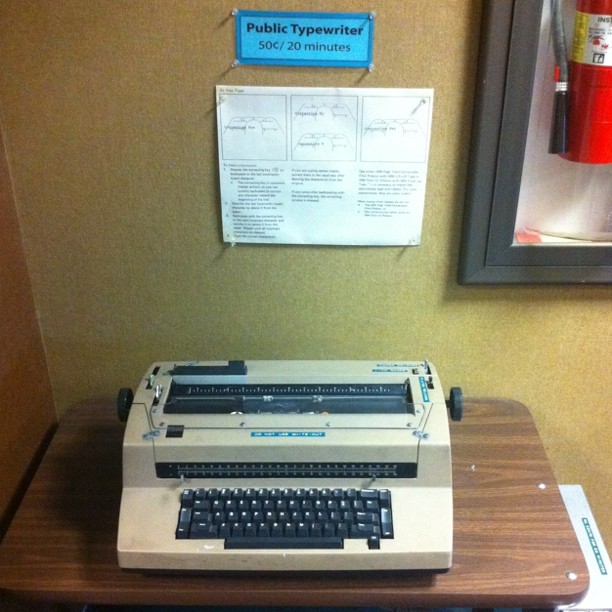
[225, 537, 343, 550]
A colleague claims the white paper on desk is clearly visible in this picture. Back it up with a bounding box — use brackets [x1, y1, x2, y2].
[216, 85, 433, 246]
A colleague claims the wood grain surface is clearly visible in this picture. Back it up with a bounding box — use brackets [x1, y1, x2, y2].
[0, 398, 589, 608]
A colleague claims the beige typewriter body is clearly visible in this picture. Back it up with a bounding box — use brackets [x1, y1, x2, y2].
[117, 360, 453, 571]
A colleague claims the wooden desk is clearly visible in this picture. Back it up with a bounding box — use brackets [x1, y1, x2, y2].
[0, 398, 588, 608]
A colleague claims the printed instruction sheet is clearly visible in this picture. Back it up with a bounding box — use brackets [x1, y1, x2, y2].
[216, 85, 433, 245]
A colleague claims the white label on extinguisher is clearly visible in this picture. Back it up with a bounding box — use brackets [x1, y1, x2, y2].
[572, 11, 612, 66]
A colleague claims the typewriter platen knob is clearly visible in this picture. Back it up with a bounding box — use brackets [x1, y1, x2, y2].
[447, 387, 463, 422]
[117, 387, 134, 422]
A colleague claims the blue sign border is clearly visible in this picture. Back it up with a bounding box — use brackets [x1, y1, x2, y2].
[235, 10, 374, 68]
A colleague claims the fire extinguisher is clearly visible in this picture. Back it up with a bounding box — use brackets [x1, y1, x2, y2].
[549, 0, 612, 163]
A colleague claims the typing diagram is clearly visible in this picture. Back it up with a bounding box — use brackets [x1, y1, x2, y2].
[291, 97, 358, 162]
[361, 97, 430, 163]
[219, 94, 287, 161]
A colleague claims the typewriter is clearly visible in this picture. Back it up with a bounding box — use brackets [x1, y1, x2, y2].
[116, 360, 461, 571]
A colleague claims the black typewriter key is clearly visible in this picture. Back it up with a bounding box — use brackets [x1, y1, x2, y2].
[231, 524, 244, 537]
[350, 523, 381, 539]
[367, 535, 381, 550]
[310, 523, 323, 538]
[193, 498, 210, 511]
[192, 510, 211, 523]
[359, 489, 378, 501]
[180, 489, 195, 508]
[206, 488, 219, 500]
[296, 523, 309, 537]
[191, 523, 217, 538]
[356, 511, 377, 524]
[257, 523, 270, 537]
[271, 523, 283, 537]
[176, 507, 192, 539]
[381, 508, 393, 537]
[330, 511, 342, 524]
[243, 523, 257, 537]
[323, 522, 336, 537]
[336, 523, 349, 539]
[303, 510, 316, 523]
[284, 524, 296, 537]
[316, 511, 328, 523]
[379, 489, 391, 507]
[218, 523, 231, 538]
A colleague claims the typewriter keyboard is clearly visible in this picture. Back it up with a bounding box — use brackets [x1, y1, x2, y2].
[176, 487, 394, 549]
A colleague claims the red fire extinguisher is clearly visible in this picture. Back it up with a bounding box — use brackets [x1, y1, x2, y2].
[552, 0, 612, 163]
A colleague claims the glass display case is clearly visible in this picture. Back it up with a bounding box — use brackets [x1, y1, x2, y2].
[459, 0, 612, 284]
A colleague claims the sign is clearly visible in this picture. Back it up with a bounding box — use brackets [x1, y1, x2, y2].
[235, 10, 374, 68]
[216, 85, 434, 246]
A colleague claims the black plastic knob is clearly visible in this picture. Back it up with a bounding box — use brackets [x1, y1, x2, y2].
[117, 387, 134, 422]
[447, 387, 463, 422]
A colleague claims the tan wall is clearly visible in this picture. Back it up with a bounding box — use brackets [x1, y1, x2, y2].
[0, 0, 609, 550]
[0, 125, 55, 531]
